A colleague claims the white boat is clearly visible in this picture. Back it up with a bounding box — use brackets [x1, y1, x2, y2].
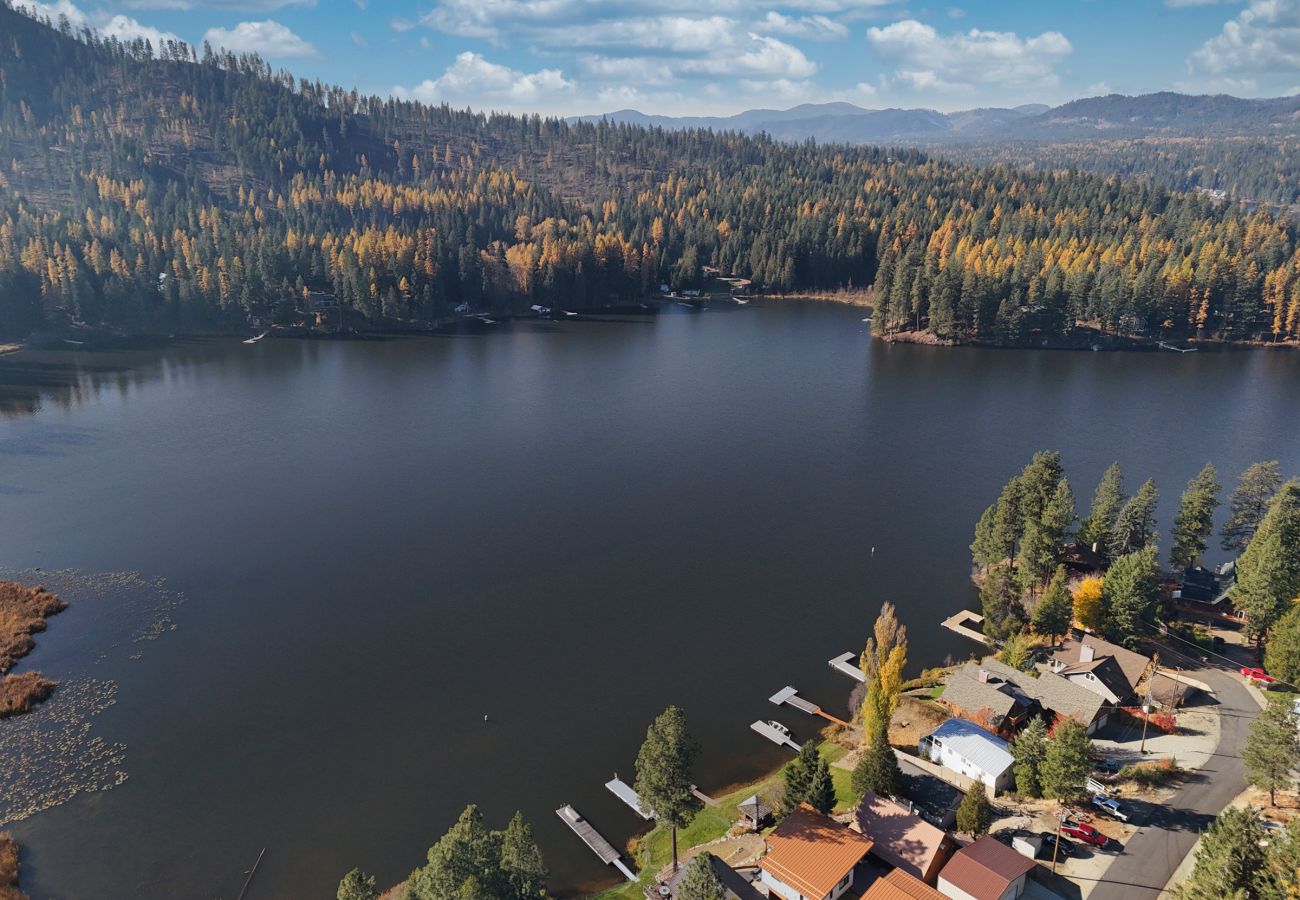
[561, 310, 578, 317]
[476, 316, 498, 325]
[63, 339, 85, 347]
[243, 331, 269, 344]
[861, 317, 872, 323]
[530, 304, 552, 315]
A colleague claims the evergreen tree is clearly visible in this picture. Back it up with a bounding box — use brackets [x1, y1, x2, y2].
[1078, 463, 1126, 561]
[1011, 717, 1048, 798]
[1233, 479, 1300, 642]
[805, 756, 836, 815]
[971, 504, 1002, 571]
[1033, 566, 1074, 645]
[1171, 463, 1221, 570]
[337, 868, 379, 900]
[999, 630, 1034, 672]
[1222, 461, 1284, 553]
[1175, 807, 1270, 900]
[1243, 699, 1300, 807]
[634, 706, 701, 872]
[1103, 547, 1160, 648]
[1109, 479, 1159, 560]
[1040, 719, 1093, 802]
[499, 812, 548, 900]
[955, 787, 993, 837]
[782, 741, 820, 815]
[677, 853, 727, 900]
[1264, 818, 1300, 899]
[851, 719, 901, 800]
[1264, 605, 1300, 688]
[408, 805, 503, 900]
[980, 567, 1026, 643]
[1019, 479, 1075, 594]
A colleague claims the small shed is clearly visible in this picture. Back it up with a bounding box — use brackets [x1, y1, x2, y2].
[738, 794, 773, 831]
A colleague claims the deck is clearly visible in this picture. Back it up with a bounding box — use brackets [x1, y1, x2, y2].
[605, 777, 654, 820]
[768, 686, 849, 727]
[941, 610, 991, 646]
[750, 720, 801, 751]
[556, 805, 638, 882]
[828, 652, 866, 683]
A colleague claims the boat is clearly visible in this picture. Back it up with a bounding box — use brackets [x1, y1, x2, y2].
[63, 339, 85, 347]
[860, 316, 872, 323]
[243, 331, 269, 344]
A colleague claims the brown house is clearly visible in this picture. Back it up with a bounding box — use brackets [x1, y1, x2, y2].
[851, 793, 960, 886]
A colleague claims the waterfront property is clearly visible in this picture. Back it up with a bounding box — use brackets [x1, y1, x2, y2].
[862, 868, 947, 900]
[759, 804, 874, 900]
[1048, 634, 1152, 708]
[935, 836, 1035, 900]
[851, 793, 959, 886]
[919, 719, 1014, 795]
[657, 855, 762, 900]
[942, 658, 1109, 735]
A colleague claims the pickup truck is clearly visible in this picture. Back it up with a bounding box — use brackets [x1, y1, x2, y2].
[1091, 795, 1129, 822]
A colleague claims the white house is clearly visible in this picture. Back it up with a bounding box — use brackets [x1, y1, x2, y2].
[920, 718, 1015, 794]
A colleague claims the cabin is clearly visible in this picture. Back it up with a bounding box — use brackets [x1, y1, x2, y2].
[759, 804, 874, 900]
[936, 836, 1036, 900]
[737, 794, 773, 831]
[851, 793, 960, 886]
[1061, 540, 1105, 574]
[919, 719, 1014, 795]
[1049, 634, 1152, 708]
[861, 868, 946, 900]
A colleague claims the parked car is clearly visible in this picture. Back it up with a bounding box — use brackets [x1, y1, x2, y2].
[1038, 832, 1079, 859]
[1242, 667, 1277, 683]
[1061, 821, 1108, 847]
[1091, 795, 1129, 822]
[1092, 759, 1122, 776]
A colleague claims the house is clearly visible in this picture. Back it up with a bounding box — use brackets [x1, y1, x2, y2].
[936, 836, 1036, 900]
[738, 794, 773, 831]
[919, 719, 1014, 794]
[939, 664, 1034, 737]
[759, 804, 874, 900]
[1049, 634, 1152, 710]
[861, 868, 946, 900]
[852, 793, 960, 886]
[943, 659, 1109, 735]
[1061, 540, 1105, 574]
[659, 853, 763, 900]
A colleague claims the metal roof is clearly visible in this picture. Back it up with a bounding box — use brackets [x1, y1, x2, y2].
[925, 719, 1014, 778]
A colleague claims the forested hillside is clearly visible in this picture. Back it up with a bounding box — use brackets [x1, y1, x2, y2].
[2, 2, 1299, 345]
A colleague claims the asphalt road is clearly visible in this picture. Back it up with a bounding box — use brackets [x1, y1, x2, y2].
[1089, 670, 1257, 899]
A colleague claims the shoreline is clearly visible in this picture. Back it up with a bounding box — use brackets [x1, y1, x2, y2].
[879, 327, 1300, 352]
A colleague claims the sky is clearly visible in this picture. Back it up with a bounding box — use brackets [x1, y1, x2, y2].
[17, 0, 1300, 117]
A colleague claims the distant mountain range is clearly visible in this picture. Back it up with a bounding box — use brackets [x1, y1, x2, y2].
[571, 92, 1300, 143]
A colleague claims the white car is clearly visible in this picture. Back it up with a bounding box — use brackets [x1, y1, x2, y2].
[1091, 795, 1129, 822]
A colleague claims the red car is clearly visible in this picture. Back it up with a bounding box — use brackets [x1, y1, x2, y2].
[1061, 821, 1108, 847]
[1242, 667, 1277, 683]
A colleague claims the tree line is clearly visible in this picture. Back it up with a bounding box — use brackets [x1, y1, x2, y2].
[2, 4, 1300, 345]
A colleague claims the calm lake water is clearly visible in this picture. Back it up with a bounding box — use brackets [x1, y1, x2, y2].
[1, 303, 1298, 899]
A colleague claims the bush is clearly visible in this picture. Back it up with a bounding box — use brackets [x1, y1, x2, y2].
[1118, 758, 1180, 787]
[0, 672, 55, 718]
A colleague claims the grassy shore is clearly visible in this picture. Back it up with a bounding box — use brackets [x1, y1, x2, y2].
[594, 731, 856, 900]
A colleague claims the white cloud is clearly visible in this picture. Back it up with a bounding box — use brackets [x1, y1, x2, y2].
[1187, 0, 1300, 82]
[867, 19, 1072, 94]
[19, 0, 180, 45]
[753, 11, 848, 40]
[120, 0, 312, 9]
[394, 52, 576, 113]
[203, 19, 319, 58]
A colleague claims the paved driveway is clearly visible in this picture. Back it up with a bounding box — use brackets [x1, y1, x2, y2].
[1088, 670, 1256, 899]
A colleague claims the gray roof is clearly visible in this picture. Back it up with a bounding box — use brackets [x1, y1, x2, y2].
[926, 719, 1014, 778]
[967, 658, 1106, 726]
[940, 666, 1020, 722]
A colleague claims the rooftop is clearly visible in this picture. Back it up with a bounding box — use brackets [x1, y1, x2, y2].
[853, 793, 957, 882]
[663, 853, 763, 900]
[760, 804, 874, 900]
[924, 719, 1014, 778]
[1052, 634, 1151, 695]
[939, 836, 1036, 897]
[970, 658, 1107, 725]
[861, 868, 946, 900]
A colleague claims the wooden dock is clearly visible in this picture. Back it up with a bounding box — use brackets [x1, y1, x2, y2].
[769, 686, 849, 727]
[691, 785, 719, 808]
[828, 652, 866, 683]
[605, 777, 654, 820]
[750, 720, 801, 751]
[941, 610, 991, 646]
[556, 805, 637, 882]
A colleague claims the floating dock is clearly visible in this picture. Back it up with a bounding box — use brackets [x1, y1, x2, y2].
[750, 720, 801, 751]
[828, 652, 866, 683]
[941, 610, 992, 646]
[769, 686, 849, 727]
[605, 777, 654, 820]
[691, 785, 720, 808]
[556, 805, 637, 882]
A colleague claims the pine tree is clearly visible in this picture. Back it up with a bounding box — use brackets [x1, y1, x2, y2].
[1171, 463, 1221, 570]
[1019, 478, 1074, 594]
[1011, 717, 1048, 798]
[499, 811, 548, 899]
[1109, 478, 1158, 560]
[1222, 461, 1283, 553]
[852, 719, 901, 800]
[677, 853, 727, 900]
[337, 868, 378, 900]
[1041, 719, 1093, 802]
[806, 756, 836, 815]
[1233, 479, 1300, 642]
[408, 805, 503, 900]
[1265, 818, 1300, 899]
[1000, 630, 1034, 672]
[1103, 547, 1160, 648]
[1243, 699, 1300, 807]
[981, 567, 1026, 643]
[1033, 566, 1074, 645]
[634, 706, 701, 871]
[1175, 807, 1270, 900]
[1078, 463, 1125, 560]
[782, 741, 820, 815]
[1264, 605, 1300, 688]
[955, 787, 993, 837]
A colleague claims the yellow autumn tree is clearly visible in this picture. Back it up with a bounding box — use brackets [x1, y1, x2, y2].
[860, 601, 908, 738]
[1072, 576, 1105, 632]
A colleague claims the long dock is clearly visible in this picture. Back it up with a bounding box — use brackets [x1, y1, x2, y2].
[556, 805, 637, 882]
[605, 776, 654, 820]
[750, 720, 801, 751]
[828, 652, 866, 683]
[941, 610, 991, 646]
[769, 686, 849, 727]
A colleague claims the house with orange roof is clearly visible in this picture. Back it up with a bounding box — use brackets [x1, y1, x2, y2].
[759, 804, 874, 900]
[861, 868, 947, 900]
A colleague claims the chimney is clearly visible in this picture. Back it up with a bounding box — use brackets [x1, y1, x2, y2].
[978, 669, 990, 683]
[1080, 643, 1095, 663]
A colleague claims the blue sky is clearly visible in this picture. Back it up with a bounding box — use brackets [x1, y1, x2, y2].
[20, 0, 1300, 116]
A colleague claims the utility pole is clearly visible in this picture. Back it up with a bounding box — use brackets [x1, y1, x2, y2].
[1051, 808, 1064, 875]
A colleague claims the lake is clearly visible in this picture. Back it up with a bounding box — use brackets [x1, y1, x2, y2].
[1, 302, 1298, 898]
